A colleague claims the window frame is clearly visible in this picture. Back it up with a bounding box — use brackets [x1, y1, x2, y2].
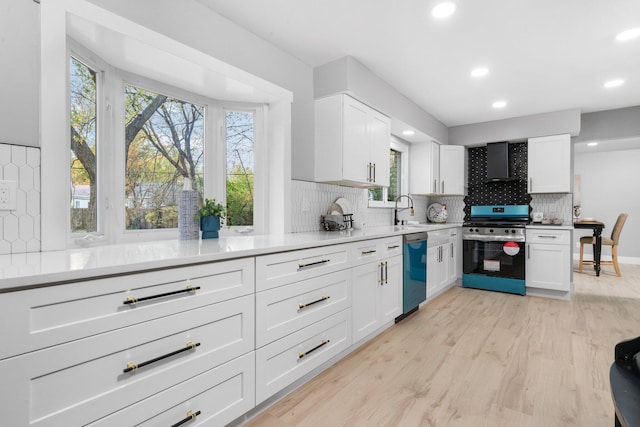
[368, 136, 410, 209]
[67, 42, 265, 246]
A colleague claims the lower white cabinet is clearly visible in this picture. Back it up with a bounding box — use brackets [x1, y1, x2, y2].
[352, 254, 402, 343]
[86, 352, 255, 427]
[0, 265, 255, 427]
[526, 228, 572, 292]
[255, 309, 352, 404]
[427, 228, 460, 299]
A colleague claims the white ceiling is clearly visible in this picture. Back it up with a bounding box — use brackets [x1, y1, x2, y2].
[196, 0, 640, 128]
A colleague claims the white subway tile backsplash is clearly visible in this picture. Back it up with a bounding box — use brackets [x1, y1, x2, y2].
[0, 143, 40, 255]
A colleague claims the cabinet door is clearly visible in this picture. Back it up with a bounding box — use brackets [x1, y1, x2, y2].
[379, 255, 402, 324]
[352, 262, 381, 342]
[342, 95, 371, 183]
[369, 109, 390, 187]
[431, 141, 441, 194]
[528, 134, 571, 193]
[426, 245, 441, 299]
[526, 243, 571, 291]
[439, 145, 467, 195]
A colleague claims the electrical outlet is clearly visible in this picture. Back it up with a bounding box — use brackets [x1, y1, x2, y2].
[0, 180, 17, 211]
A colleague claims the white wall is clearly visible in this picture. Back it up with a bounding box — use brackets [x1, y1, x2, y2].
[574, 149, 640, 259]
[0, 0, 40, 147]
[88, 0, 316, 181]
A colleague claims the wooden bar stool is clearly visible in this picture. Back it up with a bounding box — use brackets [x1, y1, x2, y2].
[579, 213, 628, 276]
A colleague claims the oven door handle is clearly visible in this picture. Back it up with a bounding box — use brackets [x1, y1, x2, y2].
[463, 236, 525, 243]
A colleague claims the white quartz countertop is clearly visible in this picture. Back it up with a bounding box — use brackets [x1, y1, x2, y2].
[0, 223, 462, 292]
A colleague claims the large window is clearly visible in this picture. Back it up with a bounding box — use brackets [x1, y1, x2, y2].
[225, 110, 254, 226]
[68, 51, 261, 243]
[124, 84, 205, 230]
[70, 57, 98, 234]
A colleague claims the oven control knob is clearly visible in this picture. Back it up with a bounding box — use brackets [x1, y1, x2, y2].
[504, 230, 509, 234]
[512, 230, 516, 233]
[489, 229, 494, 233]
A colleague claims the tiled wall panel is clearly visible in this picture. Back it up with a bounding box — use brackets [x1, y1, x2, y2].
[0, 143, 40, 255]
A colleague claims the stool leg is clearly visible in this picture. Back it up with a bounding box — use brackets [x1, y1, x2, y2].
[579, 241, 584, 273]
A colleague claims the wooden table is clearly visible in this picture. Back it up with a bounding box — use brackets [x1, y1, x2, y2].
[574, 220, 605, 276]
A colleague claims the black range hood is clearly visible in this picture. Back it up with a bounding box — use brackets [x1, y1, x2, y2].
[486, 141, 515, 182]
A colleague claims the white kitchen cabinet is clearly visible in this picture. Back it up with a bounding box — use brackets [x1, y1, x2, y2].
[527, 133, 571, 193]
[526, 228, 572, 292]
[0, 259, 255, 427]
[351, 236, 403, 343]
[410, 142, 467, 195]
[427, 228, 461, 299]
[439, 145, 468, 195]
[315, 93, 390, 187]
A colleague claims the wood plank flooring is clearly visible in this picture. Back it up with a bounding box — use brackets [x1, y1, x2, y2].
[244, 263, 640, 427]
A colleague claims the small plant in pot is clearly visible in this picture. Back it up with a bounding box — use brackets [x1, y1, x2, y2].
[197, 198, 226, 239]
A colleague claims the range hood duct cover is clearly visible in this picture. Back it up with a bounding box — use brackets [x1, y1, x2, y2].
[486, 141, 515, 182]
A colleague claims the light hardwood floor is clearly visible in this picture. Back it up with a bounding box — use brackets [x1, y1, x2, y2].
[244, 263, 640, 427]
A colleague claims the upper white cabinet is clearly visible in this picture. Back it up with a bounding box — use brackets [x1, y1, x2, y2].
[315, 94, 390, 187]
[439, 145, 467, 195]
[410, 142, 467, 195]
[527, 134, 571, 193]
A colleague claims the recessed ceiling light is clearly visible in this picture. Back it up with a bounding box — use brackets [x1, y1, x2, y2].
[432, 2, 456, 18]
[402, 130, 415, 136]
[604, 79, 624, 88]
[471, 67, 489, 77]
[616, 28, 640, 41]
[492, 101, 507, 109]
[587, 142, 598, 146]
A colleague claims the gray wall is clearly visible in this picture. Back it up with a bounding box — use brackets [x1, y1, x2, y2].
[0, 0, 40, 147]
[574, 106, 640, 144]
[574, 149, 640, 259]
[314, 56, 449, 144]
[449, 108, 581, 146]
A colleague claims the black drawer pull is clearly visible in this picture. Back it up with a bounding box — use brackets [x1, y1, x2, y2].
[387, 244, 400, 249]
[361, 249, 377, 255]
[298, 295, 330, 310]
[123, 285, 200, 305]
[123, 342, 200, 373]
[298, 259, 330, 270]
[170, 410, 201, 427]
[299, 340, 330, 359]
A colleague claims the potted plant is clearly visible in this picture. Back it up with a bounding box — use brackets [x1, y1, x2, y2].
[197, 198, 226, 239]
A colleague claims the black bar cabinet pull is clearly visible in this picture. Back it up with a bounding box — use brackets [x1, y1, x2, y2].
[170, 410, 202, 427]
[298, 340, 330, 359]
[123, 342, 200, 373]
[387, 244, 400, 250]
[298, 295, 331, 310]
[361, 249, 377, 255]
[123, 285, 200, 305]
[298, 259, 330, 270]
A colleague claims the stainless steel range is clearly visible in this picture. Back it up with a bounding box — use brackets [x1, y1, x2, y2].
[462, 205, 529, 295]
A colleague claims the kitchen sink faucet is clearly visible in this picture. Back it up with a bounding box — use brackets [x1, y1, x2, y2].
[394, 195, 415, 225]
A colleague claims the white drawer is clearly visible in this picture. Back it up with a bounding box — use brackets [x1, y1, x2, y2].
[256, 269, 351, 347]
[0, 258, 254, 359]
[255, 309, 352, 404]
[0, 295, 254, 427]
[256, 244, 350, 291]
[87, 352, 255, 427]
[350, 236, 402, 265]
[526, 229, 570, 245]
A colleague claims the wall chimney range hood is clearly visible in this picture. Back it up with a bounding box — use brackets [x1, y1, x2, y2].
[486, 141, 515, 182]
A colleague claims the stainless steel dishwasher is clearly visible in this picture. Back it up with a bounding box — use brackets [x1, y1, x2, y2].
[396, 231, 428, 322]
